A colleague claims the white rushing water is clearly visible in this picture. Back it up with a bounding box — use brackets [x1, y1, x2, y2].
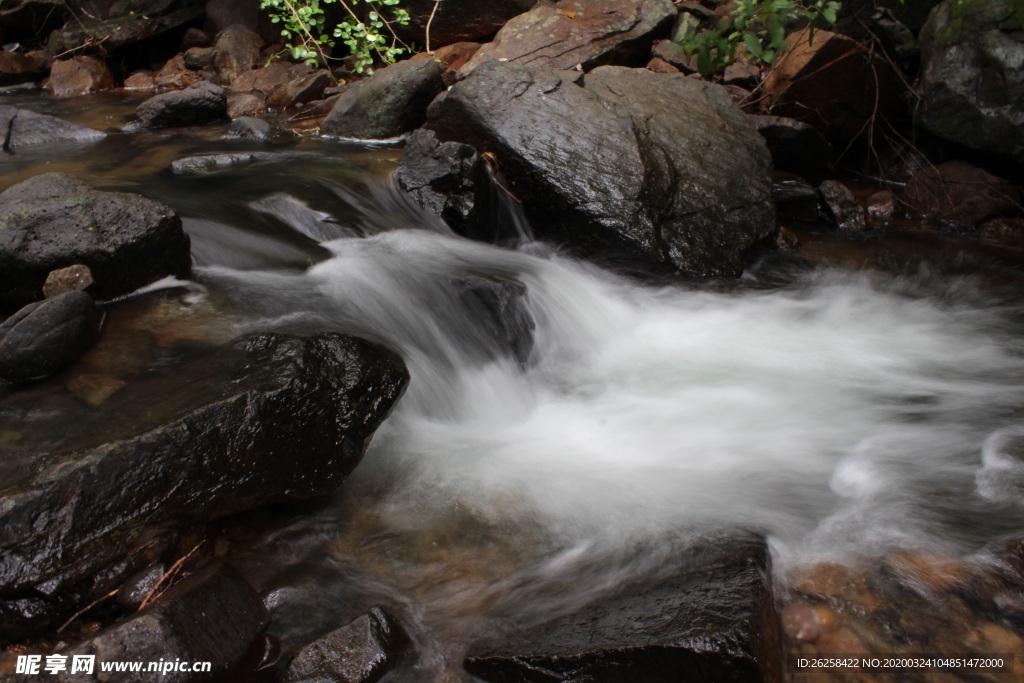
[204, 224, 1024, 574]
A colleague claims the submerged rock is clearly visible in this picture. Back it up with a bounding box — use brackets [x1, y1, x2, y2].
[0, 173, 189, 311]
[427, 62, 775, 277]
[0, 332, 408, 636]
[320, 58, 445, 140]
[464, 532, 780, 683]
[285, 606, 409, 682]
[0, 106, 106, 152]
[0, 291, 103, 382]
[222, 116, 297, 143]
[453, 275, 535, 365]
[461, 0, 677, 75]
[56, 564, 268, 683]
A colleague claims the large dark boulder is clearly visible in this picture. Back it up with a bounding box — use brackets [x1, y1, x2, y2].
[133, 81, 228, 129]
[918, 0, 1024, 164]
[465, 532, 781, 683]
[320, 58, 445, 140]
[52, 565, 268, 683]
[0, 332, 409, 637]
[426, 62, 776, 277]
[0, 292, 103, 383]
[285, 606, 409, 682]
[47, 1, 205, 55]
[0, 106, 106, 153]
[461, 0, 677, 75]
[397, 0, 538, 48]
[0, 173, 190, 311]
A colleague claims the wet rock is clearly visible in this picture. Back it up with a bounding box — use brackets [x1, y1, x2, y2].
[789, 562, 863, 601]
[453, 275, 535, 365]
[214, 24, 264, 86]
[750, 115, 833, 183]
[226, 92, 267, 119]
[47, 3, 205, 56]
[58, 564, 268, 683]
[0, 172, 190, 311]
[0, 106, 106, 152]
[651, 39, 697, 74]
[901, 160, 1020, 229]
[865, 189, 896, 226]
[772, 173, 819, 223]
[46, 56, 114, 98]
[0, 292, 103, 383]
[266, 70, 332, 110]
[397, 129, 493, 240]
[427, 62, 775, 277]
[398, 0, 538, 48]
[170, 152, 268, 174]
[410, 41, 482, 86]
[43, 264, 96, 299]
[818, 180, 866, 232]
[321, 58, 445, 139]
[67, 372, 127, 406]
[782, 604, 834, 642]
[0, 333, 408, 634]
[763, 28, 905, 144]
[285, 606, 409, 682]
[183, 45, 216, 70]
[461, 0, 677, 76]
[123, 70, 156, 90]
[980, 217, 1024, 248]
[115, 563, 166, 612]
[918, 0, 1024, 164]
[153, 54, 205, 90]
[0, 50, 47, 86]
[223, 116, 297, 143]
[133, 81, 228, 129]
[464, 532, 780, 683]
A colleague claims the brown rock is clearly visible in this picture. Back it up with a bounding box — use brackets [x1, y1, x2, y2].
[123, 71, 156, 90]
[886, 553, 964, 593]
[43, 265, 94, 298]
[865, 189, 896, 226]
[180, 27, 211, 50]
[763, 28, 905, 144]
[790, 562, 861, 600]
[980, 217, 1024, 248]
[228, 62, 292, 94]
[0, 51, 47, 86]
[413, 41, 483, 85]
[651, 39, 697, 74]
[902, 160, 1021, 228]
[461, 0, 677, 76]
[46, 56, 114, 98]
[723, 61, 760, 87]
[815, 627, 868, 654]
[184, 46, 216, 71]
[782, 604, 835, 642]
[777, 225, 800, 249]
[647, 56, 679, 73]
[226, 92, 267, 119]
[214, 24, 264, 86]
[154, 55, 204, 90]
[266, 70, 332, 110]
[67, 373, 126, 406]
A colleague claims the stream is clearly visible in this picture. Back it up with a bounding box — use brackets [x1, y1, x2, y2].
[3, 89, 1024, 681]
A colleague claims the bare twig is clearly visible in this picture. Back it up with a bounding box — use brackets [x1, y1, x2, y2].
[57, 590, 118, 634]
[425, 0, 441, 55]
[138, 542, 203, 610]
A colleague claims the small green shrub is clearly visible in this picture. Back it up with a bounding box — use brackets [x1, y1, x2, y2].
[260, 0, 411, 73]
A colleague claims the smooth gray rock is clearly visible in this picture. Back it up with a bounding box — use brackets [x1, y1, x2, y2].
[427, 62, 776, 277]
[0, 173, 190, 311]
[0, 291, 103, 382]
[918, 0, 1024, 163]
[320, 58, 445, 139]
[0, 106, 106, 152]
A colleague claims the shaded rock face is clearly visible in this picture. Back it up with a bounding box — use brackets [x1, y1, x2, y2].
[47, 1, 205, 56]
[763, 28, 905, 145]
[0, 106, 107, 153]
[45, 56, 115, 98]
[133, 80, 227, 129]
[427, 62, 776, 277]
[56, 565, 268, 683]
[0, 292, 103, 383]
[320, 58, 445, 140]
[918, 0, 1024, 164]
[461, 0, 677, 75]
[0, 51, 48, 86]
[286, 606, 409, 682]
[902, 160, 1021, 228]
[464, 532, 781, 683]
[398, 0, 538, 48]
[750, 115, 833, 184]
[0, 173, 190, 311]
[0, 332, 409, 636]
[0, 0, 69, 47]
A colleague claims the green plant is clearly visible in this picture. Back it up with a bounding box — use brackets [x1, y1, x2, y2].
[676, 0, 841, 77]
[260, 0, 411, 73]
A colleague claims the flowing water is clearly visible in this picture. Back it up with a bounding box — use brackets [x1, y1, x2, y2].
[4, 90, 1024, 680]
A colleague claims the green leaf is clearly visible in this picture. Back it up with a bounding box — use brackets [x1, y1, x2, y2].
[742, 32, 764, 59]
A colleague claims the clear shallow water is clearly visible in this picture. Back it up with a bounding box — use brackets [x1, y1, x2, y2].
[4, 91, 1024, 678]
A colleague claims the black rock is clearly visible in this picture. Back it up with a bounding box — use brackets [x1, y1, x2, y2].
[452, 275, 535, 365]
[427, 62, 776, 277]
[818, 180, 866, 232]
[286, 606, 409, 682]
[0, 173, 190, 312]
[57, 564, 268, 683]
[223, 116, 297, 143]
[0, 333, 408, 637]
[47, 1, 204, 56]
[0, 291, 103, 382]
[116, 563, 166, 612]
[750, 115, 833, 184]
[133, 81, 228, 130]
[772, 172, 820, 223]
[0, 106, 106, 152]
[464, 532, 781, 683]
[320, 58, 445, 140]
[397, 129, 494, 240]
